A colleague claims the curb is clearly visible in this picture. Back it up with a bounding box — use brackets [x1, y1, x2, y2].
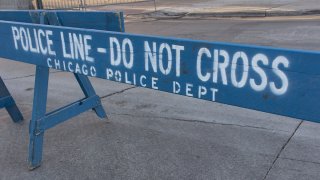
[140, 9, 320, 19]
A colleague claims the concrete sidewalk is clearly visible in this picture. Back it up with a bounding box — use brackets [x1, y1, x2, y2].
[95, 0, 320, 18]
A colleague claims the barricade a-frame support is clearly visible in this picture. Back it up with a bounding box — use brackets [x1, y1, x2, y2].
[27, 12, 108, 169]
[0, 76, 24, 123]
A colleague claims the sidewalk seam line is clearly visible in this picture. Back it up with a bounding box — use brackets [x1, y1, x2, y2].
[100, 86, 136, 99]
[279, 157, 320, 166]
[262, 120, 303, 180]
[3, 71, 62, 81]
[109, 112, 292, 133]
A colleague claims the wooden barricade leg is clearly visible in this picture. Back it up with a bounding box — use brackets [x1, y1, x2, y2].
[0, 76, 23, 123]
[28, 67, 107, 169]
[74, 74, 107, 119]
[28, 66, 49, 169]
[27, 10, 110, 169]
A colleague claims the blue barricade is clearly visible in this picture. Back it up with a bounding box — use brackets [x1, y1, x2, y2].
[0, 10, 319, 169]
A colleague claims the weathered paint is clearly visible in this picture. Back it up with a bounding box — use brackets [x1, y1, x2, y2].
[0, 20, 319, 122]
[12, 11, 116, 169]
[0, 76, 23, 122]
[0, 11, 123, 126]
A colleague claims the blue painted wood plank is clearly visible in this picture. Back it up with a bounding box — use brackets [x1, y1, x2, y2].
[0, 96, 13, 108]
[40, 95, 101, 130]
[28, 66, 49, 169]
[0, 20, 319, 122]
[0, 76, 24, 122]
[74, 74, 107, 119]
[0, 10, 124, 32]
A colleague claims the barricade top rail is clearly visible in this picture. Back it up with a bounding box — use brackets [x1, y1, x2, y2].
[0, 10, 125, 31]
[0, 10, 319, 123]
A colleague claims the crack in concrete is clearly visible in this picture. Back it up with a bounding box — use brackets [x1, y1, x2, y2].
[3, 71, 62, 81]
[109, 112, 289, 133]
[279, 157, 320, 166]
[100, 86, 136, 99]
[263, 120, 303, 180]
[3, 74, 36, 81]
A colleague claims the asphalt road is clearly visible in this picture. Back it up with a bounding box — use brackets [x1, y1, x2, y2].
[0, 16, 320, 180]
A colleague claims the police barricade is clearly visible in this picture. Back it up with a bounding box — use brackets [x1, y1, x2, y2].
[0, 10, 319, 169]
